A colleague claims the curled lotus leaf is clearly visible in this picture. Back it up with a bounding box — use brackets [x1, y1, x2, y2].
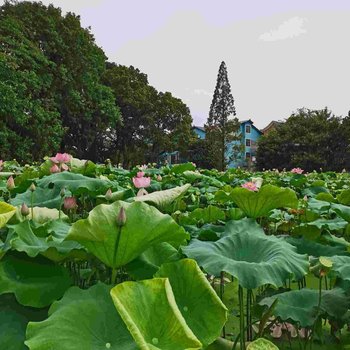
[0, 202, 16, 228]
[111, 278, 202, 350]
[182, 225, 308, 289]
[155, 259, 228, 347]
[229, 184, 298, 219]
[67, 201, 187, 268]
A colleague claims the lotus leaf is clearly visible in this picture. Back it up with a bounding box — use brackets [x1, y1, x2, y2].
[0, 294, 47, 350]
[67, 201, 187, 268]
[25, 283, 137, 350]
[188, 205, 225, 224]
[155, 259, 228, 347]
[126, 242, 180, 280]
[229, 185, 298, 218]
[0, 253, 71, 307]
[182, 227, 308, 289]
[135, 184, 191, 210]
[0, 201, 16, 228]
[247, 338, 279, 350]
[260, 288, 350, 327]
[111, 278, 202, 350]
[8, 221, 83, 262]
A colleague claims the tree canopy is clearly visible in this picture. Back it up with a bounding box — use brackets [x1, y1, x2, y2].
[257, 108, 350, 172]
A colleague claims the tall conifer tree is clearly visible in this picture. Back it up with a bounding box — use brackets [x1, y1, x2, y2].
[206, 61, 241, 170]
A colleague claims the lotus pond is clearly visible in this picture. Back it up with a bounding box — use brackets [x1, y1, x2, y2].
[1, 157, 350, 350]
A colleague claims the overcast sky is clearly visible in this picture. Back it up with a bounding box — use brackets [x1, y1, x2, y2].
[5, 0, 350, 128]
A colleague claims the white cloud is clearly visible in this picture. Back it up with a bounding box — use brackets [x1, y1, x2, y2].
[193, 89, 212, 97]
[259, 16, 307, 42]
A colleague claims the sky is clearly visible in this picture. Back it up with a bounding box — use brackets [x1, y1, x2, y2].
[5, 0, 350, 129]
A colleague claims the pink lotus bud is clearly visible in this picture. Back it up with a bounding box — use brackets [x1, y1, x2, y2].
[116, 207, 127, 226]
[137, 171, 145, 178]
[105, 188, 113, 201]
[156, 175, 162, 181]
[21, 202, 30, 217]
[50, 164, 60, 173]
[29, 183, 36, 192]
[64, 197, 77, 210]
[132, 176, 151, 189]
[6, 176, 15, 190]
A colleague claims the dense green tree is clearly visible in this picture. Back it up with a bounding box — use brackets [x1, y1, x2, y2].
[102, 64, 194, 167]
[0, 11, 63, 161]
[0, 1, 120, 161]
[257, 108, 350, 171]
[206, 61, 241, 170]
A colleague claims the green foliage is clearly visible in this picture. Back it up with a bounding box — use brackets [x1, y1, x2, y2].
[257, 108, 350, 171]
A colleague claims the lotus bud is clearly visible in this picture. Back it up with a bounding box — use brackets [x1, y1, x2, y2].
[105, 188, 113, 201]
[21, 202, 30, 217]
[60, 188, 65, 198]
[64, 196, 77, 210]
[156, 175, 162, 181]
[116, 207, 126, 226]
[6, 176, 15, 190]
[29, 183, 36, 192]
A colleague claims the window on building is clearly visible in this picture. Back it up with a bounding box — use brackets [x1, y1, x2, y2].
[246, 139, 251, 147]
[246, 152, 251, 159]
[245, 125, 251, 133]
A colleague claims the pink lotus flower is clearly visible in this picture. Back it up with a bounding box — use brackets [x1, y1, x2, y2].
[137, 171, 145, 178]
[241, 181, 258, 191]
[0, 160, 3, 171]
[51, 153, 71, 164]
[132, 176, 151, 189]
[291, 167, 304, 174]
[6, 176, 15, 190]
[50, 164, 60, 173]
[50, 153, 71, 172]
[64, 197, 77, 210]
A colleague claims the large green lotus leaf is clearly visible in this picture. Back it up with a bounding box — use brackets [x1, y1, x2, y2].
[260, 288, 350, 327]
[247, 338, 279, 350]
[69, 157, 97, 176]
[25, 283, 137, 350]
[182, 229, 308, 289]
[12, 186, 70, 209]
[222, 218, 264, 237]
[126, 242, 181, 280]
[337, 189, 350, 205]
[307, 198, 332, 215]
[35, 172, 117, 196]
[67, 201, 187, 268]
[188, 205, 225, 224]
[331, 203, 350, 222]
[0, 294, 47, 350]
[110, 278, 202, 350]
[328, 255, 350, 281]
[0, 201, 16, 228]
[205, 338, 233, 350]
[155, 259, 228, 347]
[0, 253, 72, 307]
[285, 237, 349, 257]
[8, 221, 83, 262]
[229, 185, 298, 218]
[171, 162, 196, 174]
[135, 184, 191, 211]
